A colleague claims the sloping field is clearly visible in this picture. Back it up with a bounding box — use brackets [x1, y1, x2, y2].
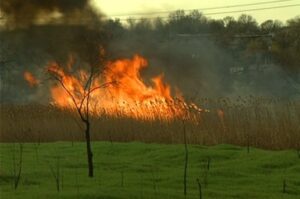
[0, 142, 299, 199]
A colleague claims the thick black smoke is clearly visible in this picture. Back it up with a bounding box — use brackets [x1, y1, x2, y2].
[0, 0, 107, 63]
[0, 0, 99, 28]
[0, 0, 109, 103]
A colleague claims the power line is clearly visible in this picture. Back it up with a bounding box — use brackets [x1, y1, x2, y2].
[109, 0, 295, 17]
[113, 3, 300, 21]
[206, 3, 300, 16]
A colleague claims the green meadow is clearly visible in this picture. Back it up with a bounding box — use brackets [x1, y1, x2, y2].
[0, 142, 299, 199]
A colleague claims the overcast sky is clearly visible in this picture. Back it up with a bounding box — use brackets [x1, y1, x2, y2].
[93, 0, 300, 23]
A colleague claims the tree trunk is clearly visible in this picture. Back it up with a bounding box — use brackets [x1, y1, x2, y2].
[84, 120, 94, 177]
[183, 121, 188, 196]
[196, 178, 202, 199]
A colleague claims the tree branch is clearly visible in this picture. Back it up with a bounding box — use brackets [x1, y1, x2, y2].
[50, 74, 87, 122]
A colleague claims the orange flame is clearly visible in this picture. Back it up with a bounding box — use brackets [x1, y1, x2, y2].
[24, 71, 39, 87]
[32, 55, 202, 120]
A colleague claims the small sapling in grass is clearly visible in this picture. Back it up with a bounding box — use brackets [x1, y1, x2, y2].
[282, 179, 287, 193]
[12, 143, 23, 190]
[196, 178, 203, 199]
[48, 156, 62, 192]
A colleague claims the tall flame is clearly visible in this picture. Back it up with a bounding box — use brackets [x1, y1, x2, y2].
[25, 55, 201, 120]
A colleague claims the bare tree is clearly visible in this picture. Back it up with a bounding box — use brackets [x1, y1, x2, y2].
[183, 120, 188, 197]
[47, 156, 61, 192]
[12, 143, 23, 189]
[48, 61, 115, 178]
[196, 178, 202, 199]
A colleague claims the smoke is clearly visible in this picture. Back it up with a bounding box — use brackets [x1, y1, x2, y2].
[107, 31, 299, 99]
[0, 0, 109, 103]
[0, 2, 298, 103]
[108, 36, 231, 98]
[0, 0, 107, 62]
[0, 0, 102, 28]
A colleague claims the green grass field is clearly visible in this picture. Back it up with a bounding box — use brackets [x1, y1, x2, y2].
[0, 142, 300, 199]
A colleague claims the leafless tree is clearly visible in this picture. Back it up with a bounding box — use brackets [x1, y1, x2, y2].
[183, 120, 188, 197]
[196, 178, 202, 199]
[12, 143, 23, 189]
[48, 156, 61, 192]
[48, 62, 115, 177]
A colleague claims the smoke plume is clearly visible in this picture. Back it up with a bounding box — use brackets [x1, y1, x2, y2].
[0, 0, 109, 103]
[0, 1, 298, 103]
[0, 0, 103, 28]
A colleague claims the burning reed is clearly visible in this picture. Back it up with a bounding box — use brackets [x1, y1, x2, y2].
[0, 97, 299, 150]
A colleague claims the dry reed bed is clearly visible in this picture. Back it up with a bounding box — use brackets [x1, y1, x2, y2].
[0, 97, 299, 150]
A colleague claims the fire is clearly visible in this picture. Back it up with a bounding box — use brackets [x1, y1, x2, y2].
[24, 71, 39, 87]
[26, 55, 202, 120]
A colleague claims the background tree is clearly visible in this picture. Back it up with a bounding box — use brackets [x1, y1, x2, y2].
[47, 31, 115, 177]
[271, 17, 300, 76]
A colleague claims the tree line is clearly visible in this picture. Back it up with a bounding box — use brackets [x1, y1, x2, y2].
[104, 10, 300, 76]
